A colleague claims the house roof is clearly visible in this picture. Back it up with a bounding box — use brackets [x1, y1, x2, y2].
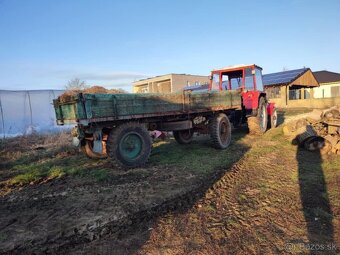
[134, 73, 208, 83]
[183, 83, 209, 91]
[263, 68, 308, 86]
[313, 70, 340, 84]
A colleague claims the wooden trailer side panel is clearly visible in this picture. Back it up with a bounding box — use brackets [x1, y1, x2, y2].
[54, 91, 242, 124]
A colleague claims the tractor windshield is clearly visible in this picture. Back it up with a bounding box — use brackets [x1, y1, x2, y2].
[222, 70, 242, 90]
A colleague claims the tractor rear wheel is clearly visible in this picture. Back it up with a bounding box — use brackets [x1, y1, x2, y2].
[173, 129, 193, 144]
[248, 97, 268, 135]
[106, 122, 152, 168]
[209, 113, 231, 149]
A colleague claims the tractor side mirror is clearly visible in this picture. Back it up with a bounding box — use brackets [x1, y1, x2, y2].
[251, 69, 256, 75]
[209, 75, 213, 80]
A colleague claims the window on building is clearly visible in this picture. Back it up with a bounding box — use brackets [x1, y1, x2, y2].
[304, 89, 310, 99]
[140, 87, 148, 93]
[265, 86, 281, 98]
[331, 86, 340, 97]
[289, 89, 302, 100]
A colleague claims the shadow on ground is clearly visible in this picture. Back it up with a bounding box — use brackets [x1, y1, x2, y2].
[297, 147, 336, 253]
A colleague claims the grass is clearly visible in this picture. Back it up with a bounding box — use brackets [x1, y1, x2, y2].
[150, 130, 249, 176]
[0, 129, 250, 189]
[277, 107, 313, 116]
[2, 147, 112, 186]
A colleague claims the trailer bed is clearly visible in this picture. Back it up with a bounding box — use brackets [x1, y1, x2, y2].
[54, 91, 242, 125]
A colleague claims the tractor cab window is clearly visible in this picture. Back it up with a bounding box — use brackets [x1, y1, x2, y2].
[230, 77, 242, 90]
[222, 74, 229, 90]
[211, 73, 220, 91]
[245, 68, 254, 90]
[225, 70, 242, 90]
[255, 68, 264, 91]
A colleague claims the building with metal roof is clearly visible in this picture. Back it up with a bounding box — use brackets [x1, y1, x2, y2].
[133, 74, 209, 93]
[313, 70, 340, 98]
[263, 68, 319, 107]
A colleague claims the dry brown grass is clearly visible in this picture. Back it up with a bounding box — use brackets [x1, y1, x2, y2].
[58, 86, 126, 102]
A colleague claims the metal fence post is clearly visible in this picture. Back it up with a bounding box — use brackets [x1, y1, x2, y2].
[0, 92, 5, 139]
[27, 91, 33, 127]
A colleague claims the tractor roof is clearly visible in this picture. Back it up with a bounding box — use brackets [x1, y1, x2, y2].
[212, 64, 262, 73]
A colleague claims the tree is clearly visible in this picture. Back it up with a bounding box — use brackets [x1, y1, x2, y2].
[65, 78, 88, 90]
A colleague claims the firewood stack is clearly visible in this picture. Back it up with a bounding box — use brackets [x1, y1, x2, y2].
[283, 106, 340, 155]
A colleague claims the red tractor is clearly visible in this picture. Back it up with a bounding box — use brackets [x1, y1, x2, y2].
[209, 64, 277, 134]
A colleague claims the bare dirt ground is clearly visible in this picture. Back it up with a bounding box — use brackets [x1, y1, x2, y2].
[0, 119, 339, 254]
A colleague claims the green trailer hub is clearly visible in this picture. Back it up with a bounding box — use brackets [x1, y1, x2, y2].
[119, 133, 143, 160]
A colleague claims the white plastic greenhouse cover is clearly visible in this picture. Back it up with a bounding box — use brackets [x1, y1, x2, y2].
[0, 90, 71, 138]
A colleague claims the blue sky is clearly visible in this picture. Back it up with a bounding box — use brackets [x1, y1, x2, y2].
[0, 0, 339, 91]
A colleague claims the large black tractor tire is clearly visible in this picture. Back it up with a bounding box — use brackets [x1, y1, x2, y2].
[81, 139, 107, 159]
[106, 122, 152, 168]
[268, 108, 278, 129]
[173, 129, 193, 144]
[209, 113, 232, 149]
[248, 97, 268, 135]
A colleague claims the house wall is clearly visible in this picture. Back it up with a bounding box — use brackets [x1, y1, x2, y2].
[267, 85, 340, 108]
[313, 81, 340, 98]
[133, 74, 209, 93]
[269, 86, 340, 108]
[133, 74, 172, 93]
[171, 75, 209, 92]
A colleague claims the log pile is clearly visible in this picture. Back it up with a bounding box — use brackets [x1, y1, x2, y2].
[283, 106, 340, 155]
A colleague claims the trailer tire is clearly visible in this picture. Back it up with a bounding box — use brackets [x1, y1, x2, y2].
[248, 97, 268, 135]
[209, 113, 231, 149]
[81, 140, 107, 159]
[106, 122, 152, 168]
[173, 129, 193, 144]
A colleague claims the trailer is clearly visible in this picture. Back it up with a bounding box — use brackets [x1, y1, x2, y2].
[53, 64, 276, 167]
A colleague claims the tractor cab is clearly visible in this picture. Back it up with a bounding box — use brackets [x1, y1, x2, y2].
[209, 64, 277, 133]
[209, 64, 264, 92]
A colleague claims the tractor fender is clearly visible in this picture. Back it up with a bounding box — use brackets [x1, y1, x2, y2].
[267, 102, 276, 116]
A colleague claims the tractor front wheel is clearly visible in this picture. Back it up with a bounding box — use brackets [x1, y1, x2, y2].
[209, 113, 231, 149]
[248, 97, 268, 135]
[106, 122, 152, 168]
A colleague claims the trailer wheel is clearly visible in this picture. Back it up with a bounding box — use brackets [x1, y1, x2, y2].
[173, 129, 193, 144]
[106, 122, 152, 168]
[209, 113, 231, 149]
[268, 108, 278, 129]
[81, 140, 107, 159]
[248, 97, 268, 135]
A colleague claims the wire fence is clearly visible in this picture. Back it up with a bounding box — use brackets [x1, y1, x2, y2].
[0, 90, 70, 138]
